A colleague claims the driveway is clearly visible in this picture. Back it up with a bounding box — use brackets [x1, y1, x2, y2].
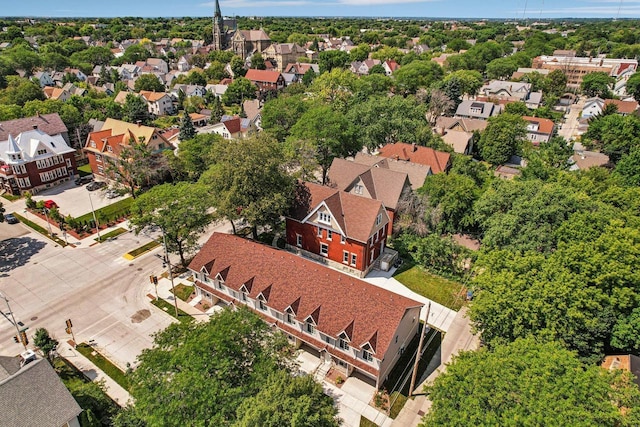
[558, 97, 585, 144]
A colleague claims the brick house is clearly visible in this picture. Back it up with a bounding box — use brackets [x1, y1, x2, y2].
[0, 129, 77, 195]
[83, 118, 171, 180]
[326, 157, 413, 236]
[244, 69, 285, 92]
[188, 233, 423, 389]
[286, 182, 390, 277]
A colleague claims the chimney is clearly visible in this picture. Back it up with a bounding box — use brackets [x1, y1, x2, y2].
[412, 142, 417, 152]
[136, 120, 142, 127]
[36, 111, 40, 118]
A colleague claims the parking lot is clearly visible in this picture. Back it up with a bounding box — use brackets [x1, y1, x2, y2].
[30, 179, 129, 219]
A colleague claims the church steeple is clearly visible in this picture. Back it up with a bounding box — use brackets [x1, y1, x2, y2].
[212, 0, 225, 50]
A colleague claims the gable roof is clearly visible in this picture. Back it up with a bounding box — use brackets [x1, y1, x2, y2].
[221, 117, 242, 134]
[189, 233, 422, 358]
[84, 118, 160, 156]
[435, 116, 488, 133]
[522, 116, 555, 135]
[0, 113, 68, 141]
[604, 98, 639, 114]
[245, 69, 283, 83]
[139, 90, 170, 102]
[455, 100, 502, 119]
[353, 152, 430, 190]
[378, 143, 451, 174]
[0, 358, 82, 427]
[289, 182, 388, 243]
[327, 157, 409, 210]
[238, 29, 271, 41]
[442, 130, 473, 154]
[0, 129, 74, 164]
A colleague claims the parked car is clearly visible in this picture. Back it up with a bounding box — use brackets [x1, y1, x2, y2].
[86, 181, 106, 191]
[43, 200, 58, 209]
[4, 213, 18, 224]
[75, 175, 94, 185]
[105, 190, 119, 199]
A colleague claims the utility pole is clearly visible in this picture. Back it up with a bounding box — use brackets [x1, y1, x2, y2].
[409, 302, 431, 397]
[88, 191, 101, 241]
[0, 292, 26, 350]
[42, 208, 54, 238]
[161, 228, 179, 318]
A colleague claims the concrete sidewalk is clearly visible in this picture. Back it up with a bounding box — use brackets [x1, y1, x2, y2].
[154, 276, 211, 322]
[57, 341, 133, 407]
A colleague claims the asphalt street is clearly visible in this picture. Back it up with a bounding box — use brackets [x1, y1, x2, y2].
[0, 226, 174, 368]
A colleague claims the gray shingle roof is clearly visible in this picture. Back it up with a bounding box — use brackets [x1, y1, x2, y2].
[0, 358, 82, 427]
[0, 113, 68, 141]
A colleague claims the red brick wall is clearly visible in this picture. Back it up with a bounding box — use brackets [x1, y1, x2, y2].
[85, 151, 105, 178]
[286, 219, 381, 271]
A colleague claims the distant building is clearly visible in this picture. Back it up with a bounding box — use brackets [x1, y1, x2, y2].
[531, 55, 637, 89]
[263, 43, 307, 72]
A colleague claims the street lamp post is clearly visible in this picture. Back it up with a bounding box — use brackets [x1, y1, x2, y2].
[88, 191, 101, 241]
[0, 291, 26, 350]
[42, 208, 53, 238]
[161, 228, 179, 318]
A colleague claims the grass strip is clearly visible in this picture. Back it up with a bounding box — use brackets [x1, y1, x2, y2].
[360, 416, 379, 427]
[75, 197, 133, 224]
[12, 212, 67, 247]
[77, 164, 93, 176]
[76, 343, 130, 390]
[394, 265, 465, 311]
[1, 193, 21, 201]
[125, 240, 161, 259]
[95, 227, 128, 242]
[151, 298, 193, 323]
[171, 283, 195, 301]
[389, 391, 408, 419]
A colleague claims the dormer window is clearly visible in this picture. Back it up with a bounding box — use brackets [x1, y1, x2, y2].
[354, 184, 363, 195]
[90, 141, 96, 148]
[376, 213, 383, 226]
[306, 322, 315, 334]
[362, 350, 373, 361]
[107, 145, 113, 152]
[318, 212, 331, 224]
[339, 338, 350, 351]
[37, 149, 47, 155]
[258, 300, 267, 311]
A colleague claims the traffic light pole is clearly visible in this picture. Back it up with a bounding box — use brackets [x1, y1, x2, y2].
[0, 292, 26, 350]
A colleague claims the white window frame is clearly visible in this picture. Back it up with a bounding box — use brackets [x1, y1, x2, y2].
[354, 184, 363, 195]
[318, 211, 331, 224]
[317, 227, 322, 237]
[343, 251, 349, 264]
[339, 338, 350, 351]
[362, 350, 373, 362]
[296, 234, 302, 247]
[327, 230, 333, 240]
[341, 234, 346, 244]
[351, 253, 357, 266]
[320, 243, 328, 257]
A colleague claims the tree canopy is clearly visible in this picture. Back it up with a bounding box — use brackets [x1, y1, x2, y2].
[118, 307, 338, 427]
[424, 338, 640, 427]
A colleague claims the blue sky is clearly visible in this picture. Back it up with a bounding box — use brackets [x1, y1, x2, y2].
[3, 0, 640, 19]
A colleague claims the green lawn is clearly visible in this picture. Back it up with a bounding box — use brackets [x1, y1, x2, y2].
[394, 266, 465, 311]
[126, 240, 161, 258]
[76, 343, 130, 390]
[360, 417, 378, 427]
[389, 391, 408, 419]
[77, 164, 93, 176]
[12, 212, 67, 247]
[75, 197, 133, 224]
[95, 227, 128, 242]
[151, 298, 193, 323]
[171, 283, 195, 302]
[1, 193, 21, 201]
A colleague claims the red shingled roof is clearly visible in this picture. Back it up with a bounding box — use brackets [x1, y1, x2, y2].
[522, 116, 555, 135]
[189, 233, 422, 362]
[222, 117, 241, 134]
[289, 182, 388, 243]
[378, 143, 450, 174]
[245, 69, 282, 83]
[604, 99, 639, 115]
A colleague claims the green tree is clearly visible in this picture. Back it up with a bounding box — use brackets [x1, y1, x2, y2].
[175, 133, 222, 181]
[250, 52, 266, 70]
[614, 145, 640, 186]
[122, 93, 151, 125]
[485, 57, 518, 80]
[222, 77, 257, 106]
[261, 95, 309, 142]
[124, 308, 332, 426]
[318, 50, 350, 73]
[346, 95, 431, 151]
[131, 182, 212, 266]
[199, 134, 295, 236]
[178, 110, 196, 141]
[479, 113, 527, 165]
[234, 370, 338, 427]
[33, 328, 58, 362]
[210, 96, 224, 123]
[581, 71, 614, 98]
[543, 69, 568, 96]
[582, 114, 640, 163]
[423, 338, 640, 427]
[443, 70, 483, 96]
[105, 138, 164, 198]
[626, 72, 640, 102]
[393, 60, 443, 95]
[394, 232, 469, 277]
[134, 74, 165, 92]
[230, 55, 246, 78]
[288, 104, 358, 184]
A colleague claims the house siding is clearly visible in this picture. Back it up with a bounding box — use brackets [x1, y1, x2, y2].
[377, 306, 422, 385]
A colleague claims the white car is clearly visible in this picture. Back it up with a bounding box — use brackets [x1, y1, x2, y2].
[105, 190, 119, 199]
